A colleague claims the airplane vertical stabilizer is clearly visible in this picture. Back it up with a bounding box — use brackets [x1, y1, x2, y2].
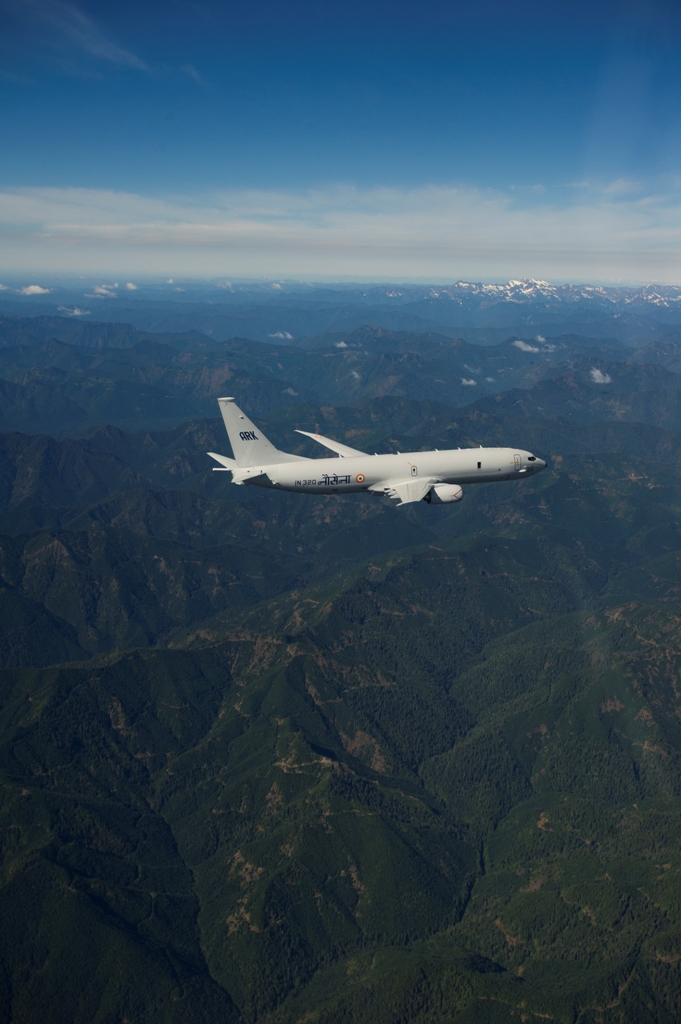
[217, 398, 301, 467]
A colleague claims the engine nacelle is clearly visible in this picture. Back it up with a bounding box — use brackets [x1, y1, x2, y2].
[425, 484, 463, 504]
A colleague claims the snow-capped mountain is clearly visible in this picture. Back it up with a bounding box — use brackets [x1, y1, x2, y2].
[367, 279, 681, 311]
[336, 279, 681, 338]
[5, 278, 681, 343]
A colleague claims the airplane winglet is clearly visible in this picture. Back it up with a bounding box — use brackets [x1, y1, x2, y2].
[295, 430, 368, 458]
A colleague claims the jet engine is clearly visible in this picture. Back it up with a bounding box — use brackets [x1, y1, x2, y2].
[425, 484, 463, 504]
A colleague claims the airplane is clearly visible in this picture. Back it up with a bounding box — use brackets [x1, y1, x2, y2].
[208, 397, 547, 506]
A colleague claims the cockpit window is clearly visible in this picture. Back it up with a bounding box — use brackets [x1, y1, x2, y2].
[528, 456, 536, 462]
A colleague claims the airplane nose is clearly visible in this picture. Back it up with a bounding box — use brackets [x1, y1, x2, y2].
[538, 459, 547, 471]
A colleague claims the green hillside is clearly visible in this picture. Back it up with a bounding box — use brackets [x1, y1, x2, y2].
[2, 316, 681, 1021]
[4, 534, 681, 1022]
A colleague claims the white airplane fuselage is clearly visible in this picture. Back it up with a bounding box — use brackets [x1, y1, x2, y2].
[239, 447, 541, 493]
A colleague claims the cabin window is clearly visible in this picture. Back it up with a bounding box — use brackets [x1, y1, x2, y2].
[477, 461, 481, 469]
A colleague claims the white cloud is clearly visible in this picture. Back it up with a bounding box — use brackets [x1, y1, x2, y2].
[590, 368, 612, 383]
[268, 330, 293, 339]
[335, 341, 348, 348]
[125, 281, 137, 290]
[19, 284, 51, 294]
[602, 179, 641, 197]
[536, 334, 545, 342]
[513, 340, 540, 351]
[58, 305, 90, 315]
[461, 378, 477, 386]
[0, 283, 8, 290]
[87, 282, 118, 298]
[270, 282, 283, 290]
[166, 278, 174, 284]
[3, 180, 681, 281]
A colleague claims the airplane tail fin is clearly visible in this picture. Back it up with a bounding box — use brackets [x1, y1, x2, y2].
[217, 398, 300, 467]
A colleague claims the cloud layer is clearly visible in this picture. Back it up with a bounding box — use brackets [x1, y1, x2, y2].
[1, 181, 681, 281]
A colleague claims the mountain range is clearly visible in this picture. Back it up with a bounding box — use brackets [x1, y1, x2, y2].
[5, 278, 681, 343]
[1, 309, 681, 1022]
[3, 315, 681, 436]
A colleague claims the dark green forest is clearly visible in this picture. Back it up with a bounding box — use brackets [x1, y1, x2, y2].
[1, 312, 681, 1022]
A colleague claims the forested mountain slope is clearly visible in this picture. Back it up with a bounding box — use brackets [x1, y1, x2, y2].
[0, 316, 664, 434]
[2, 316, 681, 1022]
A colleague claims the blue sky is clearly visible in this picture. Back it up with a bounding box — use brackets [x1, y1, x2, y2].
[2, 0, 681, 282]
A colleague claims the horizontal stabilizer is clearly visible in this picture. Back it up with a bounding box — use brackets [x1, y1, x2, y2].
[295, 430, 368, 458]
[207, 451, 236, 468]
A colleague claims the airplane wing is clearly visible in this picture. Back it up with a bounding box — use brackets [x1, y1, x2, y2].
[295, 430, 368, 458]
[370, 478, 437, 506]
[207, 451, 237, 469]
